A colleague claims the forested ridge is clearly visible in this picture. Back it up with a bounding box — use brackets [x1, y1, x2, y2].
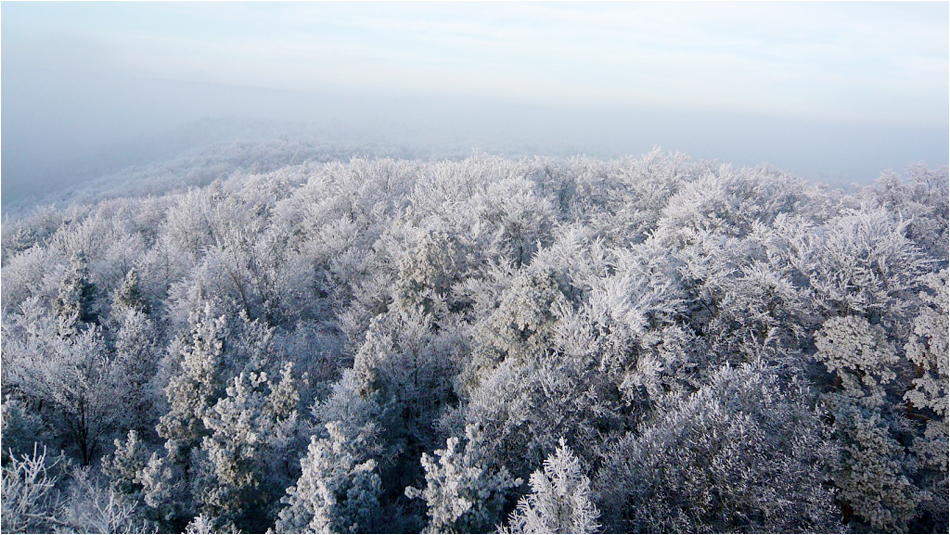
[1, 150, 947, 533]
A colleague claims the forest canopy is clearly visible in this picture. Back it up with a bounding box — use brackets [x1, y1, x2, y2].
[1, 150, 948, 533]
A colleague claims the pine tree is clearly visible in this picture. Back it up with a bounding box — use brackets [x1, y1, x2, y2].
[112, 268, 148, 314]
[504, 439, 600, 534]
[1, 396, 50, 465]
[112, 308, 161, 435]
[405, 425, 521, 533]
[194, 363, 300, 532]
[149, 306, 229, 530]
[157, 306, 228, 462]
[274, 421, 382, 534]
[102, 430, 150, 499]
[392, 229, 465, 316]
[55, 253, 96, 335]
[351, 308, 462, 457]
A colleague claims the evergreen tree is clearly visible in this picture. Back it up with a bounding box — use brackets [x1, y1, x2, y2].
[194, 364, 300, 532]
[148, 306, 229, 529]
[504, 440, 600, 534]
[55, 253, 97, 336]
[111, 308, 162, 435]
[102, 430, 150, 499]
[112, 268, 149, 314]
[1, 396, 50, 465]
[406, 425, 521, 533]
[157, 306, 228, 462]
[274, 421, 382, 534]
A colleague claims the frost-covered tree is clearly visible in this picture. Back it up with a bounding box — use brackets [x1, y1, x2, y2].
[3, 448, 146, 533]
[194, 364, 301, 532]
[830, 402, 921, 532]
[392, 228, 466, 316]
[157, 306, 228, 462]
[112, 268, 149, 314]
[405, 425, 521, 533]
[904, 269, 949, 417]
[807, 207, 929, 321]
[503, 439, 600, 534]
[160, 186, 218, 264]
[869, 165, 949, 261]
[137, 450, 187, 528]
[111, 307, 162, 435]
[814, 315, 898, 408]
[54, 253, 97, 335]
[309, 366, 394, 481]
[459, 353, 623, 480]
[811, 295, 933, 532]
[4, 298, 118, 464]
[59, 467, 151, 534]
[187, 191, 299, 327]
[618, 324, 711, 410]
[583, 239, 686, 354]
[183, 513, 216, 534]
[654, 164, 815, 247]
[596, 363, 841, 533]
[1, 396, 50, 465]
[145, 306, 229, 529]
[102, 430, 151, 502]
[2, 150, 948, 534]
[351, 308, 463, 459]
[476, 176, 555, 268]
[1, 445, 65, 533]
[274, 421, 382, 534]
[902, 269, 949, 532]
[463, 267, 572, 393]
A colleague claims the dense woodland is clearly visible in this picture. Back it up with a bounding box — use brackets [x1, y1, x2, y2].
[1, 150, 947, 533]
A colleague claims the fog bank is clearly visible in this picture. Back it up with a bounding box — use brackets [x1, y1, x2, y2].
[4, 65, 947, 208]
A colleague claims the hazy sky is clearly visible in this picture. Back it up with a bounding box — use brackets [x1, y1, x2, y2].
[2, 1, 948, 202]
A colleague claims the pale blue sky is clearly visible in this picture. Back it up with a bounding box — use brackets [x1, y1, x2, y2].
[4, 1, 947, 126]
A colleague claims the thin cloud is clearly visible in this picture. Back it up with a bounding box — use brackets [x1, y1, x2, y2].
[10, 1, 941, 127]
